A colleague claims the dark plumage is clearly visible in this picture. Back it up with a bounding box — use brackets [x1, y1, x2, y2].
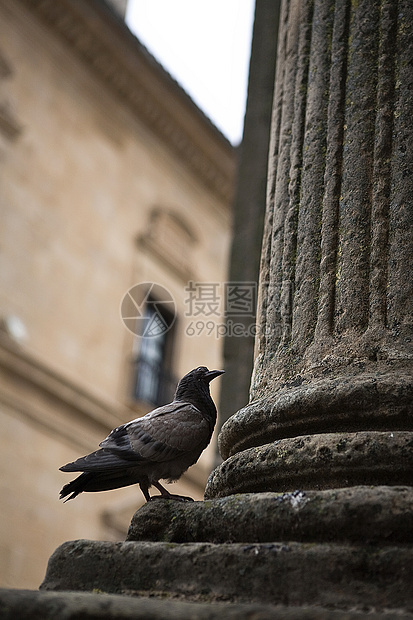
[59, 366, 224, 502]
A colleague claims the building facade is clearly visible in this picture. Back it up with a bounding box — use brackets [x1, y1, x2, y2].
[0, 0, 235, 588]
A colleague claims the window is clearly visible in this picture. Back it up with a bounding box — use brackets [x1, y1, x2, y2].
[132, 299, 177, 407]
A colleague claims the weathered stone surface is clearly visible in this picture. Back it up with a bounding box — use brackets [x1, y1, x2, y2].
[1, 589, 407, 620]
[212, 0, 413, 493]
[127, 487, 413, 545]
[207, 432, 413, 498]
[40, 539, 413, 612]
[218, 371, 413, 459]
[197, 1, 413, 613]
[249, 0, 413, 401]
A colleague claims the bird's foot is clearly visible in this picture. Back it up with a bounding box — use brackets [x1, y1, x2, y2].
[151, 481, 194, 502]
[149, 494, 194, 502]
[170, 494, 195, 502]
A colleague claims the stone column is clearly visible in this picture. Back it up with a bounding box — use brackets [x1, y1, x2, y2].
[206, 0, 413, 498]
[218, 0, 280, 439]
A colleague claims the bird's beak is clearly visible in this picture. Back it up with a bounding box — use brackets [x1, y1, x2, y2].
[205, 369, 225, 382]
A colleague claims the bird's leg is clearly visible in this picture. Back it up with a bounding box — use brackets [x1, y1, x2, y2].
[152, 481, 194, 502]
[139, 482, 152, 502]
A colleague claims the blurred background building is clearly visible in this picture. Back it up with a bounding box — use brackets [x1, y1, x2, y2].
[0, 0, 236, 588]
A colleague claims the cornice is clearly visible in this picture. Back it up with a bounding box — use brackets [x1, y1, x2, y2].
[17, 0, 236, 204]
[0, 333, 129, 452]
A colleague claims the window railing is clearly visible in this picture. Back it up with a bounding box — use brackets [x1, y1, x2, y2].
[133, 357, 178, 407]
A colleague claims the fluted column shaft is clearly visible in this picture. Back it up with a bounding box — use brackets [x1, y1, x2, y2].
[206, 0, 413, 498]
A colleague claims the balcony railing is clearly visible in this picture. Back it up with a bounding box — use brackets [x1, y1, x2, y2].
[133, 357, 178, 407]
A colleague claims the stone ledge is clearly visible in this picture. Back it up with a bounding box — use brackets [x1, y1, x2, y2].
[206, 432, 413, 497]
[40, 539, 413, 611]
[127, 487, 413, 545]
[1, 589, 408, 620]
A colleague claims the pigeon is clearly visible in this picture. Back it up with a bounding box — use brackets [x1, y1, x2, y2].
[59, 366, 224, 502]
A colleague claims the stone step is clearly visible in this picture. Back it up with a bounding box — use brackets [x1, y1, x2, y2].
[40, 538, 413, 612]
[127, 487, 413, 544]
[2, 588, 410, 620]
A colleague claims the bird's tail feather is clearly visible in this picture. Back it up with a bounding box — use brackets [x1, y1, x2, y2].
[59, 470, 143, 501]
[59, 472, 95, 502]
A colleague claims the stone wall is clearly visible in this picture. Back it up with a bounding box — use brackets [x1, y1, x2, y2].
[0, 0, 234, 589]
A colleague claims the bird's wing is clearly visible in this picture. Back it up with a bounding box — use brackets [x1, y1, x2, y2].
[59, 447, 143, 473]
[60, 412, 161, 472]
[101, 401, 211, 463]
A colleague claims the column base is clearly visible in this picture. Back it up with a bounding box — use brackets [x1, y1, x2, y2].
[218, 371, 413, 459]
[128, 486, 413, 545]
[206, 431, 413, 498]
[40, 489, 413, 615]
